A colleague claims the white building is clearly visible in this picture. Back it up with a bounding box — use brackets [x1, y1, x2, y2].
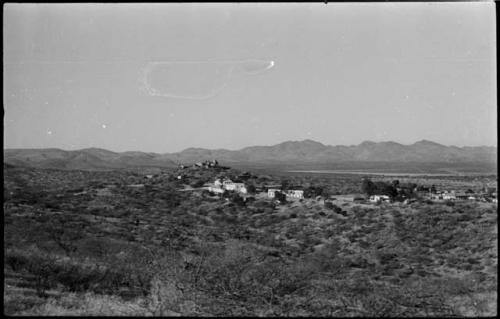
[214, 178, 247, 194]
[268, 189, 281, 198]
[286, 190, 304, 199]
[214, 179, 223, 187]
[431, 194, 443, 200]
[234, 183, 247, 194]
[207, 186, 224, 194]
[268, 189, 303, 199]
[442, 193, 456, 200]
[369, 195, 390, 203]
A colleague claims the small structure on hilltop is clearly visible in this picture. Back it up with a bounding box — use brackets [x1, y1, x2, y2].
[188, 159, 230, 170]
[206, 159, 219, 168]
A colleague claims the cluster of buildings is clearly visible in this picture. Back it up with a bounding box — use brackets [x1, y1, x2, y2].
[179, 160, 230, 170]
[202, 177, 305, 201]
[175, 161, 498, 206]
[204, 178, 247, 194]
[426, 190, 497, 202]
[327, 187, 498, 205]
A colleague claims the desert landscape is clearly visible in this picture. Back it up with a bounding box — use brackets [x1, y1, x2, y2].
[4, 2, 496, 317]
[3, 147, 498, 316]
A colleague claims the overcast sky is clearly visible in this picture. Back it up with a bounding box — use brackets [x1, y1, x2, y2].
[3, 3, 496, 153]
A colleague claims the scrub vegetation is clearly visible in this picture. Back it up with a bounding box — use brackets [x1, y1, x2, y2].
[4, 164, 497, 316]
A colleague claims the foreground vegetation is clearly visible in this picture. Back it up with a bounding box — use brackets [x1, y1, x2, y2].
[3, 165, 497, 316]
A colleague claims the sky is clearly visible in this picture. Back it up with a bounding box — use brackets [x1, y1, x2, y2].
[3, 3, 497, 153]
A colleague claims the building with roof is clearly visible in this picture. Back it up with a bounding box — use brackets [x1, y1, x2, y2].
[268, 188, 281, 198]
[286, 190, 304, 199]
[369, 195, 390, 203]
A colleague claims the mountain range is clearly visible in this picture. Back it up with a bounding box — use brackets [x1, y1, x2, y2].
[3, 139, 497, 171]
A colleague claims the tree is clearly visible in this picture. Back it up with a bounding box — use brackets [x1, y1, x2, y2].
[230, 193, 245, 206]
[246, 184, 257, 194]
[305, 185, 326, 199]
[281, 180, 291, 191]
[274, 191, 287, 204]
[376, 182, 398, 198]
[361, 179, 376, 196]
[430, 185, 437, 193]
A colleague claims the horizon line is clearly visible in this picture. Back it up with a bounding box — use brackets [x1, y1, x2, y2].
[3, 138, 498, 154]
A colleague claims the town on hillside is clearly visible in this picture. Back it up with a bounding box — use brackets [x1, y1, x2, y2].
[159, 159, 499, 206]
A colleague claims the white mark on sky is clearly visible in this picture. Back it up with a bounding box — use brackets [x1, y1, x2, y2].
[140, 59, 275, 100]
[101, 124, 107, 129]
[47, 130, 52, 135]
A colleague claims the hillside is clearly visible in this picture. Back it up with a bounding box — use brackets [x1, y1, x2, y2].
[4, 139, 497, 171]
[3, 148, 177, 171]
[3, 165, 497, 316]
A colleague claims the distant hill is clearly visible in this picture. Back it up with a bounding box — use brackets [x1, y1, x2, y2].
[4, 139, 497, 171]
[162, 139, 497, 164]
[3, 148, 177, 171]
